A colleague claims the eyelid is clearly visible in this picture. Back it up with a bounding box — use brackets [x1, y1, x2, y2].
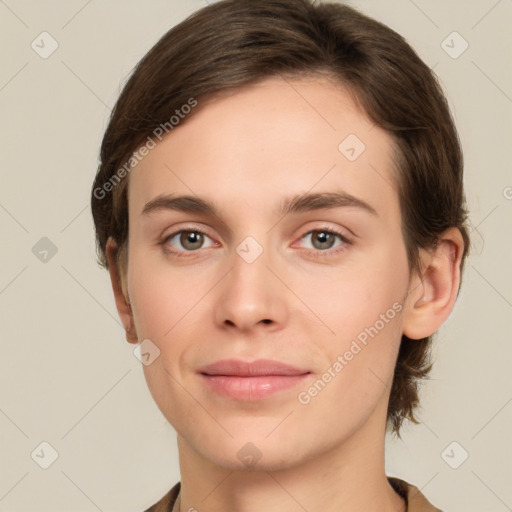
[161, 223, 214, 241]
[299, 224, 351, 241]
[291, 220, 352, 242]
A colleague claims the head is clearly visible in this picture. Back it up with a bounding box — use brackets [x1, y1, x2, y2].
[91, 0, 470, 469]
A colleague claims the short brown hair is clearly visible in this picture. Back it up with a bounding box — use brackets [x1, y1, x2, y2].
[91, 0, 470, 435]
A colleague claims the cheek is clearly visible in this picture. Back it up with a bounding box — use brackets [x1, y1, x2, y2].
[299, 259, 405, 342]
[297, 302, 403, 432]
[128, 257, 199, 423]
[298, 247, 407, 393]
[127, 252, 202, 341]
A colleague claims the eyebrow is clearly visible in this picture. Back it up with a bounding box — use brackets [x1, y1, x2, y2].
[141, 191, 378, 218]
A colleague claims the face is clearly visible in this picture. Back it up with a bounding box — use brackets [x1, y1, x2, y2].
[123, 75, 412, 470]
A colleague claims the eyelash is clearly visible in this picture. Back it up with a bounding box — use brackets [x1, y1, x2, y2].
[160, 226, 352, 259]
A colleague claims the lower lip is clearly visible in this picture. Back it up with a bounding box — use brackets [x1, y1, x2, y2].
[200, 374, 311, 401]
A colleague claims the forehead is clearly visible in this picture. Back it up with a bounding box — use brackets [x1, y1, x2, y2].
[128, 75, 399, 223]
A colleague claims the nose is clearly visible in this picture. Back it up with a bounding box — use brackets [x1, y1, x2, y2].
[213, 241, 289, 334]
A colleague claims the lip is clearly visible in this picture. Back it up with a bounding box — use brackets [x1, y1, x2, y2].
[198, 358, 310, 377]
[197, 359, 311, 401]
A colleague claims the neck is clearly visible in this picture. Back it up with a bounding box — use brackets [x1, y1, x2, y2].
[176, 404, 406, 512]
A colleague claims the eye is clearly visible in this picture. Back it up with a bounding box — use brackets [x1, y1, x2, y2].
[161, 228, 216, 256]
[297, 227, 351, 258]
[160, 226, 351, 259]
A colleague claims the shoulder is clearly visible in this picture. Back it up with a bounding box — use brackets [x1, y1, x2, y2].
[143, 481, 180, 512]
[388, 476, 443, 512]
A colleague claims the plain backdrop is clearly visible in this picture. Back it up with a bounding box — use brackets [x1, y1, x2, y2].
[1, 1, 511, 511]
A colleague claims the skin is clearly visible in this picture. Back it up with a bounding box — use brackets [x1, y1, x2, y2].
[106, 75, 464, 512]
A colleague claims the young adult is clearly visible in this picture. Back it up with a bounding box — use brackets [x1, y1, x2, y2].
[90, 1, 470, 510]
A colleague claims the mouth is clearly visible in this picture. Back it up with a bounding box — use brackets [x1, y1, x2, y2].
[197, 359, 312, 401]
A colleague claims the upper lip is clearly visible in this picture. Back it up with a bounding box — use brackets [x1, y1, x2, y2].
[198, 359, 311, 377]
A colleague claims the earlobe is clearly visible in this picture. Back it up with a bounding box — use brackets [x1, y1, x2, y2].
[402, 228, 465, 340]
[105, 237, 139, 344]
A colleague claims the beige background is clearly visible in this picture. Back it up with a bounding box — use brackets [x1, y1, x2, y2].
[1, 0, 511, 510]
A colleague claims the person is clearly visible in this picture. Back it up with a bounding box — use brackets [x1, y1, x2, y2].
[90, 1, 471, 510]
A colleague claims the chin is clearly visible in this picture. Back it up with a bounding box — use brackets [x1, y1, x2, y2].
[187, 429, 316, 473]
[207, 446, 309, 473]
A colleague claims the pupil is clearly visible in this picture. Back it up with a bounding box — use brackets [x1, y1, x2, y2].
[182, 231, 203, 249]
[315, 231, 333, 249]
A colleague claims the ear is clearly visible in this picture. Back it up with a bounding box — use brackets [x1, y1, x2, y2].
[402, 227, 465, 340]
[105, 237, 139, 344]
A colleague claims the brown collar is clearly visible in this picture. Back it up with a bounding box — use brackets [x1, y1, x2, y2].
[145, 477, 443, 512]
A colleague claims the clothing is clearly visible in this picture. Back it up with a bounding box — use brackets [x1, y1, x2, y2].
[144, 477, 442, 512]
